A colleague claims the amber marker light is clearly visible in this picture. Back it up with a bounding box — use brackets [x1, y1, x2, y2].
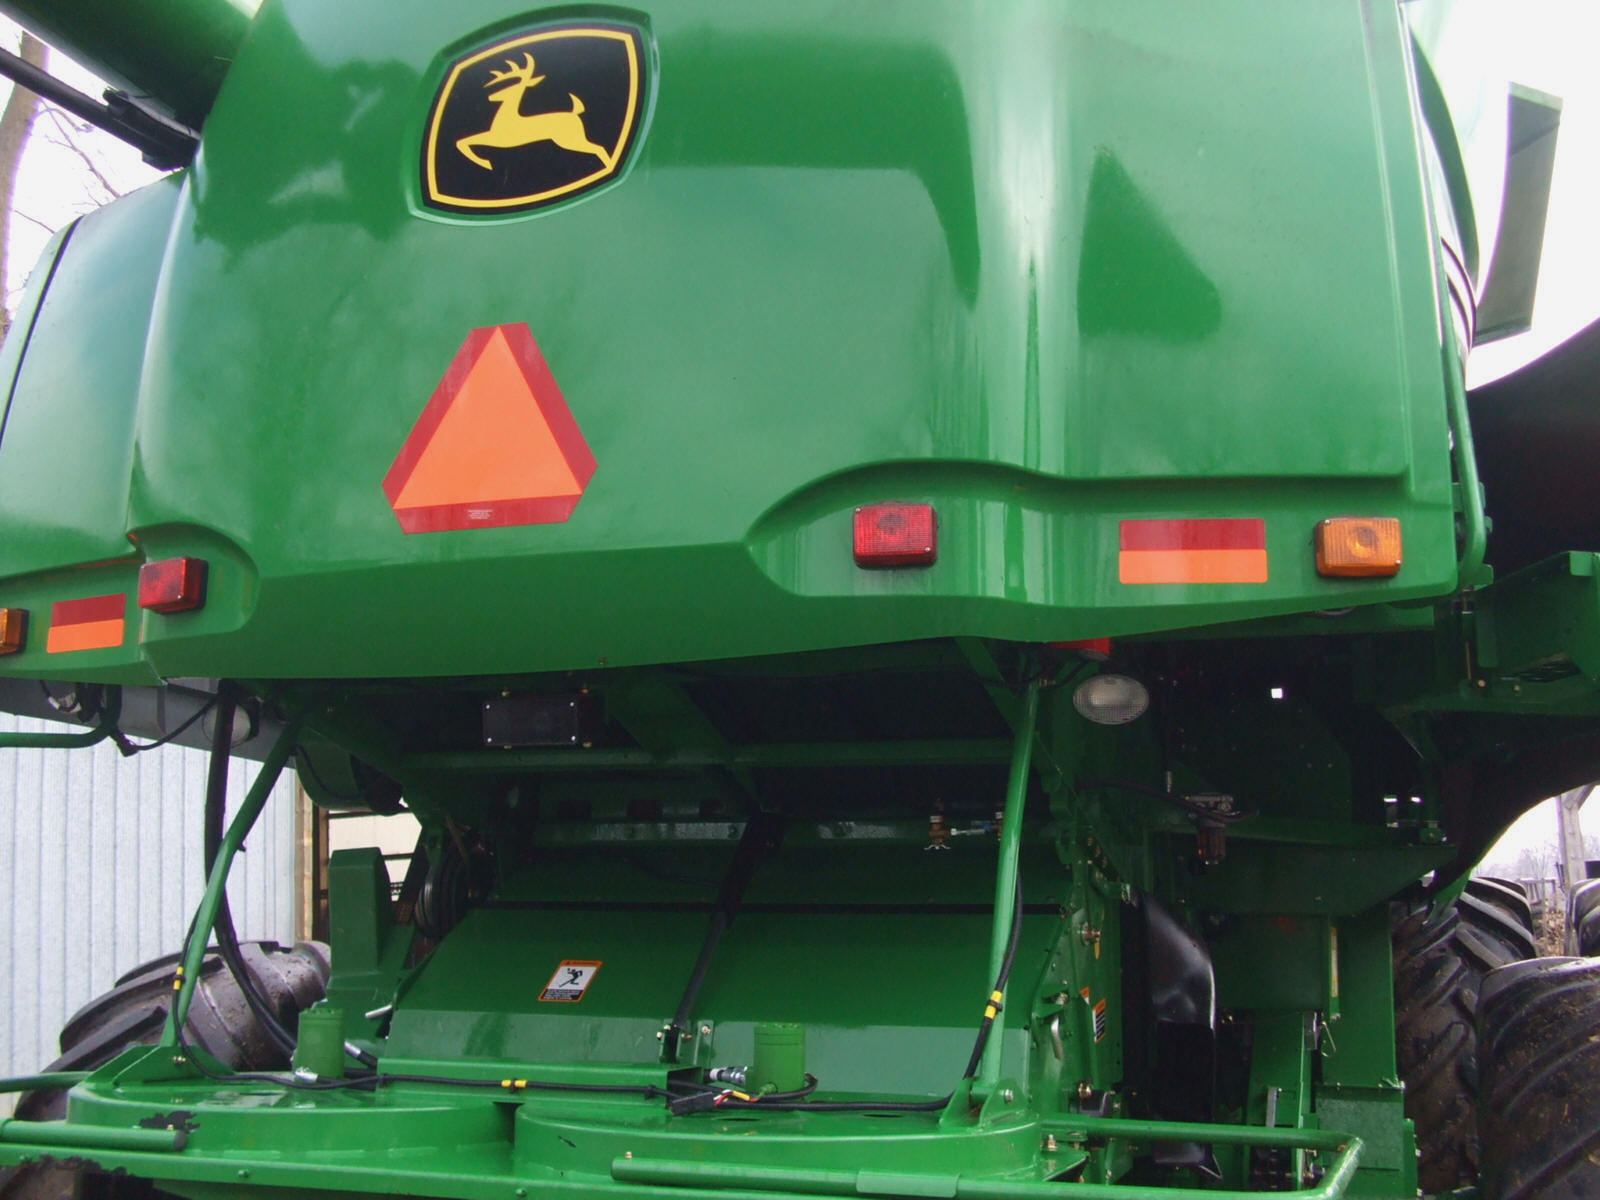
[0, 608, 27, 655]
[138, 557, 209, 613]
[853, 503, 937, 567]
[1315, 518, 1401, 578]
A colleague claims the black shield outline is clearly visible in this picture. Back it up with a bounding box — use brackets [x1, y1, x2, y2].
[423, 24, 644, 215]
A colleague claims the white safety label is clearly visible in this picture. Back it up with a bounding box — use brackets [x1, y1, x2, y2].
[540, 959, 602, 1003]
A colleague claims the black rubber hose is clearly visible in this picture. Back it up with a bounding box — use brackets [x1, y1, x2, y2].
[202, 685, 298, 1060]
[962, 876, 1024, 1079]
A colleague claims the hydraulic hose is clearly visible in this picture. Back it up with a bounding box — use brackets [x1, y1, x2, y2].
[963, 877, 1024, 1080]
[201, 686, 298, 1060]
[166, 710, 304, 1043]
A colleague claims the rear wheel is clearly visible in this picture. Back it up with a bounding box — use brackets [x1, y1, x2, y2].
[1478, 957, 1600, 1200]
[1392, 892, 1535, 1194]
[1565, 878, 1600, 955]
[0, 942, 328, 1200]
[1468, 876, 1537, 937]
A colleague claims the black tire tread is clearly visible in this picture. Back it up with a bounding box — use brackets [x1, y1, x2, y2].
[1479, 957, 1600, 1200]
[1394, 894, 1535, 1194]
[0, 942, 329, 1200]
[1468, 876, 1537, 941]
[1566, 879, 1600, 956]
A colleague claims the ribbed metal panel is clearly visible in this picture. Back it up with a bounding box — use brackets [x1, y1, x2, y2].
[0, 713, 296, 1104]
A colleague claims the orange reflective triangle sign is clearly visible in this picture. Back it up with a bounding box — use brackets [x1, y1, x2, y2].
[384, 325, 596, 533]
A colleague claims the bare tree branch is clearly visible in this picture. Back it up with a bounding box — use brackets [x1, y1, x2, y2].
[41, 104, 123, 204]
[0, 32, 46, 340]
[11, 208, 55, 235]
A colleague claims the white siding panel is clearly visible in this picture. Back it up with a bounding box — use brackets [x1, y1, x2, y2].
[0, 713, 296, 1110]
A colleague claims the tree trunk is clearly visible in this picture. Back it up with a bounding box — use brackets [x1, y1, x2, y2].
[0, 32, 47, 341]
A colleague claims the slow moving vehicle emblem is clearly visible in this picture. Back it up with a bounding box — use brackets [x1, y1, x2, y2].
[383, 324, 597, 534]
[423, 25, 644, 214]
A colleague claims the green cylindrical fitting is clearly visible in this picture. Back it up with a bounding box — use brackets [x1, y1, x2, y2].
[292, 1005, 346, 1079]
[751, 1022, 805, 1094]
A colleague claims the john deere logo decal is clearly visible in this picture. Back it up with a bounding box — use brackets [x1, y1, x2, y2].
[424, 25, 643, 214]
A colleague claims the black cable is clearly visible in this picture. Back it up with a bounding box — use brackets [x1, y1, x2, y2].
[668, 1074, 947, 1115]
[200, 686, 299, 1061]
[377, 1073, 666, 1097]
[728, 1096, 948, 1113]
[173, 1015, 666, 1097]
[962, 876, 1025, 1079]
[114, 695, 217, 754]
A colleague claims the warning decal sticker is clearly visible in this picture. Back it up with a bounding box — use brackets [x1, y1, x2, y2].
[1081, 987, 1108, 1043]
[540, 959, 602, 1002]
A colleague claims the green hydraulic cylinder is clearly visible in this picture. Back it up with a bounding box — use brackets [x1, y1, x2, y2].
[751, 1022, 806, 1094]
[291, 1006, 346, 1080]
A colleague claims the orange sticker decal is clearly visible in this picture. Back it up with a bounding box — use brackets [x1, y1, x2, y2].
[539, 959, 602, 1003]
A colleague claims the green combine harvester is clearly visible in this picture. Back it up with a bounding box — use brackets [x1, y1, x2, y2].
[0, 1, 1595, 1197]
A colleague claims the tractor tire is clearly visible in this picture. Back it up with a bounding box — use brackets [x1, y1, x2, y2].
[1565, 879, 1600, 956]
[0, 941, 329, 1200]
[1468, 876, 1536, 937]
[1477, 957, 1600, 1200]
[1392, 892, 1535, 1194]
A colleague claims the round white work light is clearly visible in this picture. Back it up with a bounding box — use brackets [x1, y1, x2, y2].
[1073, 674, 1150, 725]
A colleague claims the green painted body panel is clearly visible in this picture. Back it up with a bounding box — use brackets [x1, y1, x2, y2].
[0, 3, 1585, 1199]
[0, 0, 1460, 681]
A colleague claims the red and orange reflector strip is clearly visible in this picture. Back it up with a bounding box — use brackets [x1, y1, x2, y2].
[853, 503, 937, 568]
[0, 608, 26, 656]
[46, 594, 126, 654]
[1316, 518, 1401, 578]
[139, 556, 208, 613]
[1119, 519, 1267, 585]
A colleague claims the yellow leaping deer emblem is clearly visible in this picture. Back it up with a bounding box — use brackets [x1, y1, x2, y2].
[456, 53, 615, 171]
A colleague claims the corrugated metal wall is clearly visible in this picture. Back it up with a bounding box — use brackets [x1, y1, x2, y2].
[0, 713, 297, 1106]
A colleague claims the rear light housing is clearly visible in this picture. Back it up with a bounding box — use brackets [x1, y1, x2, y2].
[853, 503, 937, 568]
[0, 607, 26, 655]
[1051, 637, 1112, 660]
[1315, 518, 1401, 578]
[138, 557, 209, 613]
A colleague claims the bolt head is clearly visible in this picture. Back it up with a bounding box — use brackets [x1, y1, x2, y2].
[699, 1025, 712, 1036]
[1001, 1088, 1014, 1103]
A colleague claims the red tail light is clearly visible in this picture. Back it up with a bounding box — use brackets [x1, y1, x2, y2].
[853, 503, 937, 568]
[138, 557, 208, 614]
